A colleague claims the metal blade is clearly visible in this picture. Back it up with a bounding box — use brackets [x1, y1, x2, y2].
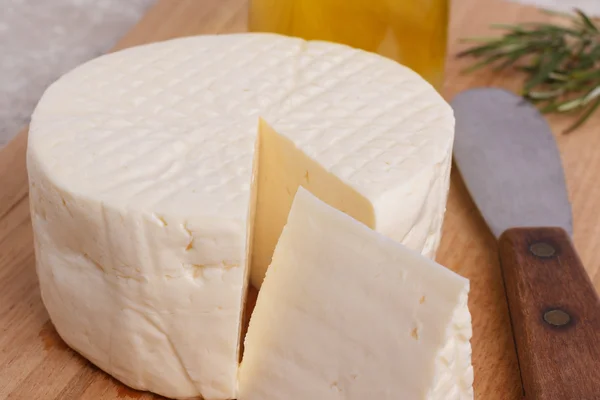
[451, 88, 572, 238]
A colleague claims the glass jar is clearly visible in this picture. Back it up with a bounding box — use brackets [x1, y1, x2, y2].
[248, 0, 449, 90]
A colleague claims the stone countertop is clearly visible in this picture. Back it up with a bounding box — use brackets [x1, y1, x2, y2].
[0, 0, 155, 147]
[513, 0, 600, 14]
[1, 0, 598, 148]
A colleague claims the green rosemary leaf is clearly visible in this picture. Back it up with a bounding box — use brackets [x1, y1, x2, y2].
[458, 37, 499, 43]
[490, 23, 525, 31]
[527, 89, 564, 100]
[575, 9, 599, 32]
[556, 98, 585, 112]
[565, 97, 600, 133]
[524, 50, 568, 91]
[583, 86, 600, 104]
[494, 50, 529, 70]
[460, 8, 600, 132]
[548, 72, 569, 81]
[541, 9, 574, 18]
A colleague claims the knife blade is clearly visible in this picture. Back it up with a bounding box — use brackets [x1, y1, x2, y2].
[452, 88, 572, 238]
[452, 88, 600, 400]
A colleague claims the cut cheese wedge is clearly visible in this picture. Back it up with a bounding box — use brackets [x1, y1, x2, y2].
[254, 118, 377, 287]
[239, 187, 474, 400]
[27, 33, 455, 399]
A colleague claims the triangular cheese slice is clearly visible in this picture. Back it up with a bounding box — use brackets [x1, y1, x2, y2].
[239, 187, 474, 400]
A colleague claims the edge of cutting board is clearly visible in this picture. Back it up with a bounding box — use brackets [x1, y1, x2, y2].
[1, 0, 600, 399]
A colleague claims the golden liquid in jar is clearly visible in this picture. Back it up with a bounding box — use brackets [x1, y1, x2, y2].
[248, 0, 449, 89]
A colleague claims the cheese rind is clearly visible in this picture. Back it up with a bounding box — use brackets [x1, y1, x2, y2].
[29, 153, 246, 399]
[28, 33, 455, 399]
[239, 188, 473, 400]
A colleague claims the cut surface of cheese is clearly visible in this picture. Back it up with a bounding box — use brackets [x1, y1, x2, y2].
[27, 33, 454, 399]
[253, 118, 376, 288]
[239, 187, 474, 400]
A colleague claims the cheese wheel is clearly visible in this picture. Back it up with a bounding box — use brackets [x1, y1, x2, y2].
[27, 33, 454, 399]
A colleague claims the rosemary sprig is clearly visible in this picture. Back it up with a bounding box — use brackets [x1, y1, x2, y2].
[458, 9, 600, 133]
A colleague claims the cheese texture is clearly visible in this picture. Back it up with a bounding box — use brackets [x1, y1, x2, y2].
[239, 188, 473, 400]
[27, 33, 455, 399]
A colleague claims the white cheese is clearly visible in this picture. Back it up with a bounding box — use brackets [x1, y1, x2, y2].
[27, 33, 455, 399]
[239, 187, 473, 400]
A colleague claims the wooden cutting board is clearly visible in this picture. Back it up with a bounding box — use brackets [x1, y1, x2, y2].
[1, 0, 599, 399]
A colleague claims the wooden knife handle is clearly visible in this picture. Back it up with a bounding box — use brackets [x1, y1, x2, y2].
[499, 227, 600, 400]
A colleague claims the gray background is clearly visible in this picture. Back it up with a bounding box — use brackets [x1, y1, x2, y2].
[1, 0, 598, 147]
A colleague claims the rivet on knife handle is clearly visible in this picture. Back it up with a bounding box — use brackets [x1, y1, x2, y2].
[499, 227, 600, 400]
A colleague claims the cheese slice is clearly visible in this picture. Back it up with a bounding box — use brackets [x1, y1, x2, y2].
[239, 187, 473, 400]
[27, 33, 454, 399]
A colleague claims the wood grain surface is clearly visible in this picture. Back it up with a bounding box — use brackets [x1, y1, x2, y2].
[1, 0, 599, 399]
[499, 227, 600, 400]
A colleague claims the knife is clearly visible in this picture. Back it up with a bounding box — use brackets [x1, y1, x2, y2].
[451, 88, 600, 400]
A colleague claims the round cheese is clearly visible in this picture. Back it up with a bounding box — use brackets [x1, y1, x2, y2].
[27, 33, 454, 399]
